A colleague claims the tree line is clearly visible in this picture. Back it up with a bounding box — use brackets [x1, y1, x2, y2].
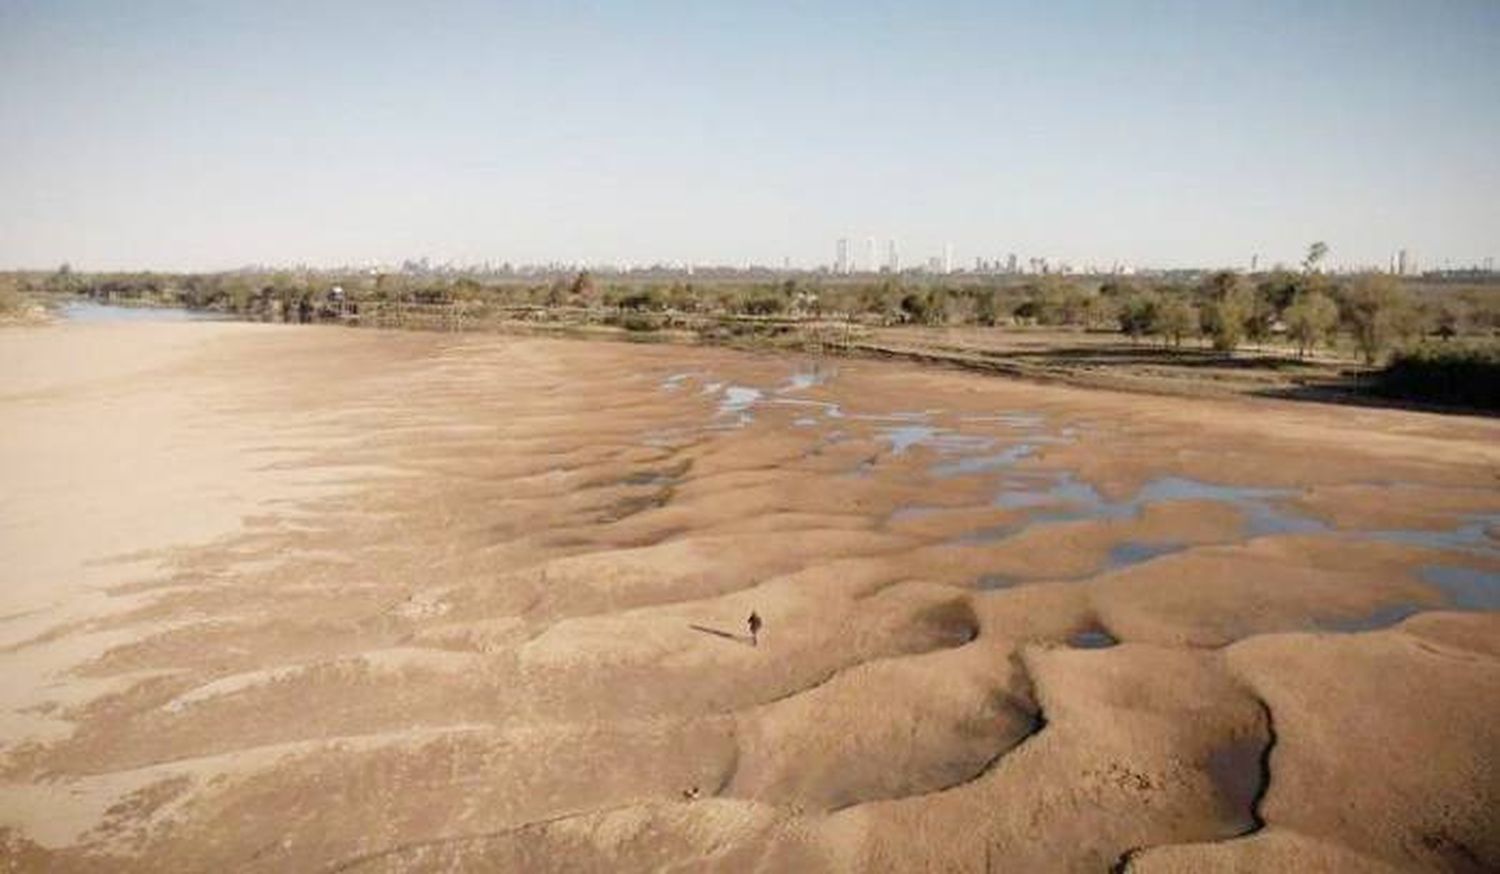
[10, 260, 1499, 366]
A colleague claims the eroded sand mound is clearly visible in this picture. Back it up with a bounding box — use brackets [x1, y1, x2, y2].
[1, 321, 1497, 871]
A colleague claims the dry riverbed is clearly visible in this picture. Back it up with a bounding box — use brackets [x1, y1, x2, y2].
[0, 318, 1497, 871]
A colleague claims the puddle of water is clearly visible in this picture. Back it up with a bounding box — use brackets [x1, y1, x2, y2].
[886, 506, 942, 524]
[1133, 477, 1281, 504]
[930, 443, 1037, 478]
[1360, 515, 1500, 559]
[770, 397, 845, 419]
[976, 573, 1020, 590]
[61, 301, 227, 323]
[1316, 603, 1425, 633]
[778, 365, 835, 394]
[1133, 477, 1327, 537]
[986, 475, 1325, 541]
[792, 417, 818, 427]
[992, 476, 1126, 528]
[641, 426, 704, 450]
[1203, 737, 1264, 834]
[853, 411, 939, 423]
[960, 412, 1045, 429]
[1239, 505, 1329, 537]
[1106, 541, 1186, 569]
[877, 426, 994, 456]
[659, 373, 692, 391]
[993, 490, 1058, 510]
[1067, 627, 1118, 648]
[618, 466, 685, 487]
[1134, 482, 1326, 536]
[877, 426, 941, 455]
[717, 386, 763, 419]
[951, 523, 1021, 546]
[1420, 565, 1500, 611]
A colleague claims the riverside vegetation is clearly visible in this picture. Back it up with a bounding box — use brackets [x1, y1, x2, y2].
[9, 249, 1499, 410]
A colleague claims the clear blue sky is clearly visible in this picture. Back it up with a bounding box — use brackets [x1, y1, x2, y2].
[2, 0, 1496, 271]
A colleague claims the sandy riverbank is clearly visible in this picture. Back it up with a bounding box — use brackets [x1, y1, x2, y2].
[1, 319, 1497, 871]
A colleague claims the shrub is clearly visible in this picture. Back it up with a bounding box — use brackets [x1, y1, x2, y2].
[740, 295, 785, 316]
[0, 283, 23, 315]
[1374, 344, 1500, 410]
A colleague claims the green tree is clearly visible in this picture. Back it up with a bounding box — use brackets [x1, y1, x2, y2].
[451, 278, 484, 302]
[616, 288, 662, 311]
[45, 263, 77, 295]
[974, 289, 1001, 326]
[1118, 292, 1159, 343]
[1020, 275, 1086, 326]
[1199, 272, 1252, 352]
[0, 274, 25, 314]
[1283, 290, 1339, 358]
[1256, 270, 1300, 314]
[1343, 274, 1413, 364]
[1433, 298, 1469, 340]
[1081, 293, 1118, 331]
[859, 281, 898, 319]
[739, 292, 784, 316]
[925, 286, 952, 325]
[1156, 296, 1196, 349]
[569, 271, 598, 306]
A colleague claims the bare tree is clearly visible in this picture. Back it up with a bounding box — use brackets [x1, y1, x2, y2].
[1303, 241, 1329, 274]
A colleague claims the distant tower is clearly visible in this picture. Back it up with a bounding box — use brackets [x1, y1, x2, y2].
[886, 239, 900, 273]
[1250, 254, 1259, 273]
[836, 238, 850, 274]
[943, 243, 954, 275]
[1397, 249, 1409, 276]
[1006, 253, 1018, 274]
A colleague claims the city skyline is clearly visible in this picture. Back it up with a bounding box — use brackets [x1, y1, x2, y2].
[2, 1, 1498, 272]
[133, 240, 1485, 279]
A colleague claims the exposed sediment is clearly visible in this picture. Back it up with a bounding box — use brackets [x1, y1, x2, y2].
[1, 321, 1497, 871]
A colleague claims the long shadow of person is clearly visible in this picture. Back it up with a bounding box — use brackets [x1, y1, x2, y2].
[688, 624, 756, 647]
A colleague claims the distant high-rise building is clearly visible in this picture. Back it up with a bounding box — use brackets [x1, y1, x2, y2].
[943, 243, 954, 275]
[1397, 249, 1409, 276]
[1006, 253, 1018, 274]
[836, 238, 850, 274]
[886, 239, 900, 273]
[1250, 254, 1259, 273]
[866, 237, 878, 273]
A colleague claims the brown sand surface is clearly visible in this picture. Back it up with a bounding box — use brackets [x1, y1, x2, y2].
[1, 320, 1498, 871]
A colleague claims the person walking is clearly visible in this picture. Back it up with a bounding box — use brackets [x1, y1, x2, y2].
[747, 611, 762, 647]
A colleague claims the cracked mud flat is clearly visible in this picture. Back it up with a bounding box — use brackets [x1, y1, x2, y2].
[1, 320, 1498, 872]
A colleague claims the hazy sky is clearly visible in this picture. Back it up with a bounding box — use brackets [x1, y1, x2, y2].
[2, 0, 1497, 271]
